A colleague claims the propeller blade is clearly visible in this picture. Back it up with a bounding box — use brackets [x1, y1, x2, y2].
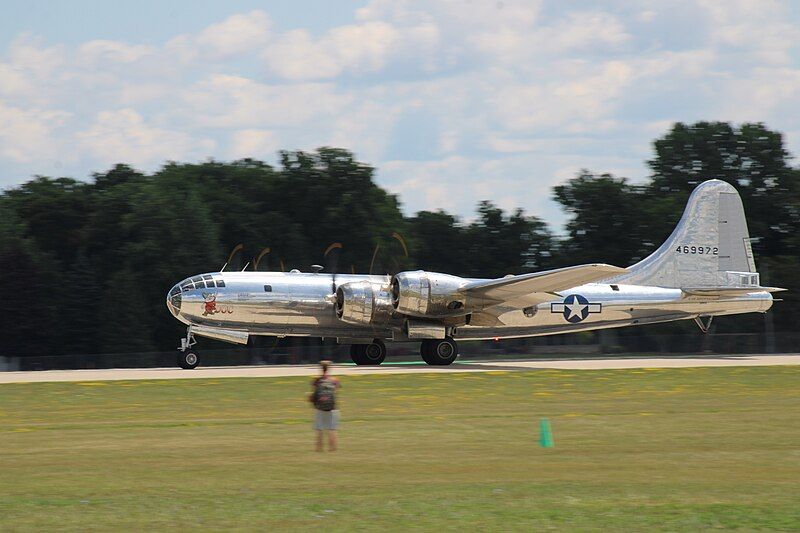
[391, 231, 409, 257]
[368, 243, 380, 276]
[254, 247, 271, 271]
[225, 243, 244, 271]
[324, 242, 343, 295]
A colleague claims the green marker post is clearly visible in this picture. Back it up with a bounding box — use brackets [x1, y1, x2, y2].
[539, 418, 554, 448]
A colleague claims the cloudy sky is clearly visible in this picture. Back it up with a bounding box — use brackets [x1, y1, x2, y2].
[1, 0, 799, 229]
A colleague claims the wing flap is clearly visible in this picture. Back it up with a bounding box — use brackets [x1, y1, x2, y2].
[462, 263, 626, 308]
[682, 286, 786, 297]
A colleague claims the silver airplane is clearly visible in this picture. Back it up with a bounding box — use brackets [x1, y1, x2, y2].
[166, 179, 783, 369]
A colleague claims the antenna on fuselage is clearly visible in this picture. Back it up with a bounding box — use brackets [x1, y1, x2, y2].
[221, 262, 228, 272]
[241, 262, 250, 271]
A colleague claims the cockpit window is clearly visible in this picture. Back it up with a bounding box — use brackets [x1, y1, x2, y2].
[264, 285, 272, 292]
[177, 274, 225, 291]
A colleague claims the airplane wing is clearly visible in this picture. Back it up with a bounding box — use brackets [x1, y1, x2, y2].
[462, 263, 627, 309]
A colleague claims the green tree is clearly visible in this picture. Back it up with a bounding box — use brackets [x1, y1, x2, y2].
[552, 172, 649, 267]
[408, 210, 465, 274]
[464, 201, 554, 278]
[0, 204, 59, 356]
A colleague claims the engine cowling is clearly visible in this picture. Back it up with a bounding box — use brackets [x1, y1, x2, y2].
[335, 280, 393, 325]
[390, 270, 468, 318]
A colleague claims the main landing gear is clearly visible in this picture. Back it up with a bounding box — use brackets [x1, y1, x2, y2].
[420, 337, 459, 365]
[350, 339, 387, 365]
[177, 328, 200, 369]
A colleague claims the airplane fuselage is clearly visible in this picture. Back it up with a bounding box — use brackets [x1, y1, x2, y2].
[167, 271, 772, 341]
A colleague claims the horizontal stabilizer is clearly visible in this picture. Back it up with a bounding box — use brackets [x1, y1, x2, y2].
[682, 286, 786, 297]
[462, 263, 627, 308]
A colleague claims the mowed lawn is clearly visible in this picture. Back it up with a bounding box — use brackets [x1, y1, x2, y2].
[1, 366, 799, 531]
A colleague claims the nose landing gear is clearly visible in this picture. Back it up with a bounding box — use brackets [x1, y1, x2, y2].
[177, 328, 200, 369]
[178, 351, 200, 369]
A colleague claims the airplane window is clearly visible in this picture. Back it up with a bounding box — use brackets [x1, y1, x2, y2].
[264, 285, 272, 292]
[181, 283, 192, 292]
[202, 275, 213, 281]
[216, 280, 226, 288]
[191, 276, 203, 283]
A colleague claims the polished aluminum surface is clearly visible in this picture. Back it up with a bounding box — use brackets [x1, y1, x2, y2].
[167, 180, 778, 345]
[391, 271, 467, 317]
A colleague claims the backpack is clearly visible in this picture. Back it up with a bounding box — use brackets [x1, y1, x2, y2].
[314, 377, 337, 411]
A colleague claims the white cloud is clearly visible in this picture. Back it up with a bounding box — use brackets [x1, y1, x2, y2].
[1, 1, 800, 231]
[263, 12, 440, 80]
[471, 9, 629, 64]
[0, 62, 33, 97]
[196, 10, 271, 58]
[488, 60, 634, 133]
[229, 129, 279, 160]
[0, 101, 70, 163]
[180, 74, 352, 129]
[78, 40, 156, 65]
[701, 0, 799, 65]
[76, 108, 211, 167]
[6, 35, 64, 80]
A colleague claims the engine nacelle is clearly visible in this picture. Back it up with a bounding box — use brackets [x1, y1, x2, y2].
[390, 270, 468, 318]
[335, 281, 393, 326]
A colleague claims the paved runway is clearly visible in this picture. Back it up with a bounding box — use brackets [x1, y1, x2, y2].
[1, 354, 798, 384]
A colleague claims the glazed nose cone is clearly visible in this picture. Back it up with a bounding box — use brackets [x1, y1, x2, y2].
[166, 284, 182, 317]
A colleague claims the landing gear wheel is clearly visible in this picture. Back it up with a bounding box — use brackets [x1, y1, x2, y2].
[350, 344, 366, 365]
[363, 339, 386, 365]
[350, 340, 386, 365]
[420, 337, 458, 366]
[178, 351, 199, 370]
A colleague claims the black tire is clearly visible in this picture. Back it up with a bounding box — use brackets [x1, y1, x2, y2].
[350, 344, 363, 365]
[178, 351, 199, 369]
[362, 339, 387, 365]
[350, 344, 368, 365]
[351, 341, 386, 365]
[421, 338, 458, 365]
[420, 340, 435, 365]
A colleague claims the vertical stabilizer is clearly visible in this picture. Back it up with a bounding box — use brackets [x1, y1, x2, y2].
[613, 180, 758, 289]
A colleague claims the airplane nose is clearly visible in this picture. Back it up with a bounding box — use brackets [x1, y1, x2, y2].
[166, 284, 182, 317]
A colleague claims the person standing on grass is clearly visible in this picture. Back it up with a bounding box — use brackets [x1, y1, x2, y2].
[310, 360, 341, 452]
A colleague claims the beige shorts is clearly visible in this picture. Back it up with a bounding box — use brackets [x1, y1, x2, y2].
[314, 409, 340, 430]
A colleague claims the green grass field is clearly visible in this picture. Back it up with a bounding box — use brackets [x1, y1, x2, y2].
[1, 366, 799, 531]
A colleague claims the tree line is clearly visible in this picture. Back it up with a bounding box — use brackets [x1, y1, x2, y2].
[1, 121, 798, 357]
